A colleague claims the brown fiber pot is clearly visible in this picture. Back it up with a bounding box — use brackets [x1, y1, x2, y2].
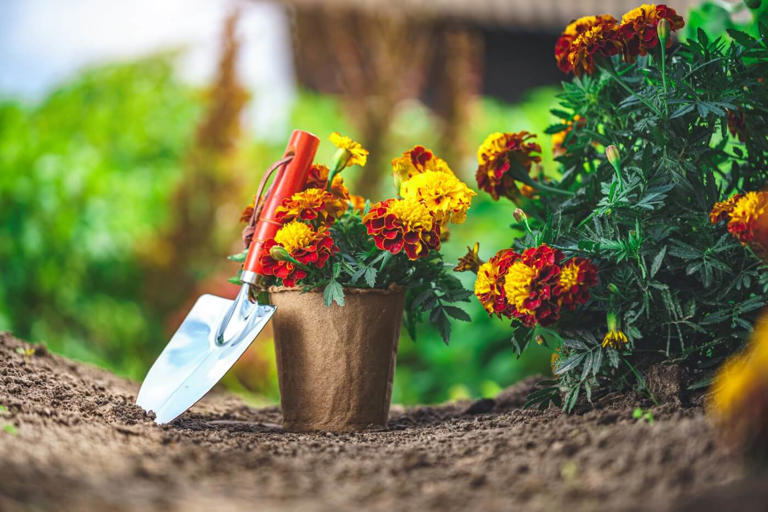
[269, 286, 406, 432]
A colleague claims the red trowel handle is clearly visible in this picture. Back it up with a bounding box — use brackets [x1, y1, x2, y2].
[241, 129, 320, 285]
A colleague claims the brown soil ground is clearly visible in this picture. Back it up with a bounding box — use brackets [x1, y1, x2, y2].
[0, 332, 765, 512]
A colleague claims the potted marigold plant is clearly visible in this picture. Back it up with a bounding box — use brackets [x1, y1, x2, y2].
[458, 4, 768, 411]
[232, 133, 475, 431]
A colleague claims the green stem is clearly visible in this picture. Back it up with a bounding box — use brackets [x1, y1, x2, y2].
[622, 356, 660, 406]
[660, 43, 669, 118]
[602, 65, 663, 117]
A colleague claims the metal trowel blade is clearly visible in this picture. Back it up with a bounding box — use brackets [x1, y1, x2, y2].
[136, 285, 275, 424]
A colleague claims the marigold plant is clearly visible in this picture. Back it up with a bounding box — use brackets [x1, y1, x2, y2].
[462, 6, 768, 410]
[231, 133, 475, 343]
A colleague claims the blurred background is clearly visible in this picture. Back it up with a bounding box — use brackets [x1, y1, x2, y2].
[1, 0, 764, 405]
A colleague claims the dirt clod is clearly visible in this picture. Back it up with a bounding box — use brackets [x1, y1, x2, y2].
[0, 332, 764, 512]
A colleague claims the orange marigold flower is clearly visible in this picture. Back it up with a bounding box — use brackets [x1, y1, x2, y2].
[475, 131, 542, 201]
[502, 244, 565, 327]
[710, 194, 744, 225]
[275, 188, 341, 226]
[330, 132, 368, 168]
[349, 194, 366, 213]
[474, 249, 519, 318]
[726, 191, 768, 244]
[258, 222, 338, 287]
[400, 170, 476, 224]
[363, 198, 441, 260]
[304, 163, 350, 218]
[556, 257, 599, 309]
[555, 15, 618, 74]
[454, 242, 483, 273]
[552, 115, 586, 156]
[619, 4, 684, 61]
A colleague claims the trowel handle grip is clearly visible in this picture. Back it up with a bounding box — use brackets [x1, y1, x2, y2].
[241, 129, 320, 284]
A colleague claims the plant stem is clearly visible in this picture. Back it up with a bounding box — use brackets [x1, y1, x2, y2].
[602, 65, 663, 117]
[660, 43, 669, 118]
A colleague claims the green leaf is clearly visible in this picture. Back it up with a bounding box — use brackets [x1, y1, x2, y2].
[443, 306, 471, 322]
[323, 280, 345, 307]
[363, 267, 377, 288]
[2, 424, 17, 436]
[227, 250, 247, 262]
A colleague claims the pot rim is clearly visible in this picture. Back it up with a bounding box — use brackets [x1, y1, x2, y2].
[268, 283, 404, 296]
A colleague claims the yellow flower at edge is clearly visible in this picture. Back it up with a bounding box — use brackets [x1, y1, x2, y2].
[400, 170, 476, 225]
[454, 242, 482, 273]
[330, 132, 368, 168]
[602, 329, 628, 349]
[503, 261, 537, 317]
[392, 145, 454, 185]
[273, 221, 317, 254]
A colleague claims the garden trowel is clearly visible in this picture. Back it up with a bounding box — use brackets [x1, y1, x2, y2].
[136, 129, 320, 424]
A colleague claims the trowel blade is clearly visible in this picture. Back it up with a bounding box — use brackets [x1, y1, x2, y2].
[136, 291, 275, 424]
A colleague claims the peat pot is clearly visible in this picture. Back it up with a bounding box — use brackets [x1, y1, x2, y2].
[269, 286, 406, 432]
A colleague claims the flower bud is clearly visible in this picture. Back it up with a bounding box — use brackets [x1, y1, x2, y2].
[657, 18, 670, 44]
[605, 145, 621, 167]
[269, 245, 292, 262]
[607, 283, 620, 294]
[513, 208, 528, 223]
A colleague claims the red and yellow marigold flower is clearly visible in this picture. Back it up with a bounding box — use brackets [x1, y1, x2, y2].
[710, 194, 744, 225]
[259, 221, 338, 287]
[303, 163, 350, 218]
[556, 257, 599, 309]
[330, 132, 368, 168]
[721, 191, 768, 244]
[475, 131, 542, 201]
[400, 170, 476, 224]
[474, 249, 519, 318]
[555, 15, 618, 74]
[619, 4, 684, 61]
[502, 244, 564, 327]
[392, 145, 453, 187]
[349, 194, 366, 213]
[275, 188, 341, 226]
[363, 198, 441, 260]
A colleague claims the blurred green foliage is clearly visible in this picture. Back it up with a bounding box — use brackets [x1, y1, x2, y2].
[0, 53, 561, 404]
[683, 0, 768, 41]
[0, 55, 200, 377]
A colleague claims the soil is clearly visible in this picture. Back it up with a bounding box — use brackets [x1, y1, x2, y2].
[0, 332, 765, 512]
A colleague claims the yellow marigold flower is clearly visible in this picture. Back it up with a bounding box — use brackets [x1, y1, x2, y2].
[349, 194, 366, 213]
[710, 194, 743, 225]
[454, 242, 482, 273]
[602, 329, 629, 349]
[727, 191, 768, 243]
[400, 170, 476, 225]
[392, 145, 453, 189]
[273, 221, 317, 254]
[503, 261, 537, 317]
[710, 353, 757, 419]
[330, 132, 368, 168]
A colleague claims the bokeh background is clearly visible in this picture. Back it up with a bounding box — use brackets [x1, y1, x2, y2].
[1, 0, 763, 405]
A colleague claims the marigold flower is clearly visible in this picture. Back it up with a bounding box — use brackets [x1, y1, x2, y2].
[330, 132, 368, 168]
[602, 329, 628, 349]
[392, 145, 453, 186]
[619, 4, 684, 61]
[400, 170, 476, 225]
[454, 242, 483, 273]
[551, 115, 585, 156]
[502, 244, 564, 327]
[240, 200, 255, 224]
[475, 131, 542, 201]
[474, 249, 519, 318]
[710, 194, 744, 225]
[555, 15, 618, 74]
[726, 191, 768, 244]
[303, 163, 350, 218]
[349, 194, 366, 213]
[556, 257, 599, 309]
[275, 188, 341, 226]
[259, 222, 338, 287]
[363, 198, 441, 260]
[709, 314, 768, 453]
